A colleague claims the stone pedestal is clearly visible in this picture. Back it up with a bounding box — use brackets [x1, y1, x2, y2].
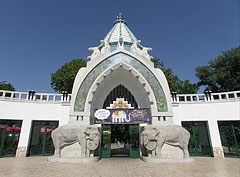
[48, 142, 101, 163]
[140, 156, 194, 163]
[141, 144, 194, 163]
[48, 156, 101, 163]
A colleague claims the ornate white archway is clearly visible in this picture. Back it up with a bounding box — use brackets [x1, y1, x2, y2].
[69, 52, 173, 125]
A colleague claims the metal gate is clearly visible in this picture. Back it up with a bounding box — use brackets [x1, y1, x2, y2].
[182, 121, 212, 157]
[129, 125, 139, 158]
[101, 124, 111, 158]
[218, 121, 240, 158]
[28, 121, 58, 156]
[0, 120, 22, 157]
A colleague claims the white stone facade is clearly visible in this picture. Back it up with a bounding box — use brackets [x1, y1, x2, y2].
[0, 15, 239, 158]
[0, 90, 239, 158]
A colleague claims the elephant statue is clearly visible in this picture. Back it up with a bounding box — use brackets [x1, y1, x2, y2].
[141, 125, 190, 158]
[51, 124, 100, 158]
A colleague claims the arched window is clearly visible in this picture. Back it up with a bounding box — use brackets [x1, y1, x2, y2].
[103, 85, 138, 109]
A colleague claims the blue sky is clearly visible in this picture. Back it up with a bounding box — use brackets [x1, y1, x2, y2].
[0, 0, 239, 93]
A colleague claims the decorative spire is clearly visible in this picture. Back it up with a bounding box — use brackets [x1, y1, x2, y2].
[117, 13, 123, 20]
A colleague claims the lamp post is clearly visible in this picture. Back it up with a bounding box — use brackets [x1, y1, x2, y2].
[205, 90, 212, 101]
[28, 90, 35, 100]
[171, 92, 178, 102]
[61, 91, 68, 101]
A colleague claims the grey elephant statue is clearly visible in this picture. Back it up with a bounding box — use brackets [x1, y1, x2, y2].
[51, 125, 100, 158]
[141, 125, 190, 158]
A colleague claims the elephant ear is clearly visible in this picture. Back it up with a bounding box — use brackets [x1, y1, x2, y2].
[84, 127, 90, 137]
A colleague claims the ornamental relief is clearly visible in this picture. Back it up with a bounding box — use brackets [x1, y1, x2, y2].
[74, 53, 167, 112]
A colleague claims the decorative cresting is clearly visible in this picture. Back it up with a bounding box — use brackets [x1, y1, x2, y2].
[74, 53, 168, 112]
[87, 13, 153, 61]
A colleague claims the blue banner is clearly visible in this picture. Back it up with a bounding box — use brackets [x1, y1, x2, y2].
[94, 108, 151, 124]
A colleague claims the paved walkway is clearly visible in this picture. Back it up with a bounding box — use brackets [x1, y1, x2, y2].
[0, 156, 239, 177]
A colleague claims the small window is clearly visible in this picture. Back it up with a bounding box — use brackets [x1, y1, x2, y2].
[0, 92, 3, 96]
[110, 42, 118, 52]
[228, 93, 235, 99]
[213, 95, 219, 100]
[42, 95, 47, 100]
[5, 92, 11, 98]
[179, 96, 185, 102]
[21, 94, 27, 100]
[124, 43, 131, 51]
[192, 96, 197, 101]
[221, 94, 227, 99]
[36, 95, 41, 100]
[55, 96, 61, 101]
[13, 93, 19, 99]
[198, 95, 204, 101]
[237, 92, 240, 98]
[186, 96, 191, 101]
[49, 95, 54, 101]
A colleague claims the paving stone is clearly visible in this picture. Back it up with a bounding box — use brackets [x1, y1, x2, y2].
[0, 157, 239, 177]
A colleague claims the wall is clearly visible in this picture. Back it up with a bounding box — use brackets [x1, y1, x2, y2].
[0, 90, 239, 158]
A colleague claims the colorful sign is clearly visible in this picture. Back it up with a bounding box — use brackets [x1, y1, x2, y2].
[94, 108, 151, 124]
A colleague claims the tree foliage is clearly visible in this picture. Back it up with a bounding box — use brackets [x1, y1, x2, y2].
[151, 58, 199, 94]
[50, 59, 86, 93]
[0, 81, 15, 91]
[195, 47, 240, 92]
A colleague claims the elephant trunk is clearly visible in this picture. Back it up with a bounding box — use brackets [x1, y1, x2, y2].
[145, 140, 157, 151]
[87, 134, 100, 151]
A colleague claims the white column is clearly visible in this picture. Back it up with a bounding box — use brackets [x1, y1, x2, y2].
[208, 119, 224, 158]
[16, 119, 32, 157]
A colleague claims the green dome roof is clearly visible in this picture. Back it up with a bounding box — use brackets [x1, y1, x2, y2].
[104, 13, 137, 43]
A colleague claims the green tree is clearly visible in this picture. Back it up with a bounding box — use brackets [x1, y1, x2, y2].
[0, 81, 15, 91]
[195, 47, 240, 92]
[151, 58, 199, 94]
[51, 59, 87, 93]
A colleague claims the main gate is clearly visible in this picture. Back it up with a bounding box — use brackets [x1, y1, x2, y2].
[182, 121, 213, 157]
[101, 124, 139, 158]
[218, 121, 240, 158]
[95, 108, 151, 158]
[129, 125, 139, 158]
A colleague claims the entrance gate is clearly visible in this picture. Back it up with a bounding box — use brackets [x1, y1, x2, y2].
[101, 124, 139, 158]
[28, 121, 59, 156]
[218, 121, 240, 158]
[129, 125, 139, 158]
[182, 121, 213, 157]
[0, 120, 22, 157]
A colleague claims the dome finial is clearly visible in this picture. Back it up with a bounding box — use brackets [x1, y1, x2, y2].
[117, 13, 123, 20]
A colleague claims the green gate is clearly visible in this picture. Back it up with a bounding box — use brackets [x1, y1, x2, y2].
[101, 124, 111, 158]
[129, 125, 139, 158]
[0, 120, 22, 157]
[218, 121, 240, 158]
[28, 121, 58, 156]
[182, 121, 212, 157]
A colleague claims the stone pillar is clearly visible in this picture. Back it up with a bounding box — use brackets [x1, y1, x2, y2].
[208, 119, 225, 158]
[16, 119, 32, 157]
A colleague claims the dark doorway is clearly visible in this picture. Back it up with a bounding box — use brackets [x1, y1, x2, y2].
[0, 120, 22, 157]
[28, 121, 59, 156]
[218, 121, 240, 158]
[182, 121, 213, 157]
[101, 124, 139, 158]
[111, 124, 129, 157]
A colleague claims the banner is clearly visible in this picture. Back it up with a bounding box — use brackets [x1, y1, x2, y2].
[94, 108, 151, 124]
